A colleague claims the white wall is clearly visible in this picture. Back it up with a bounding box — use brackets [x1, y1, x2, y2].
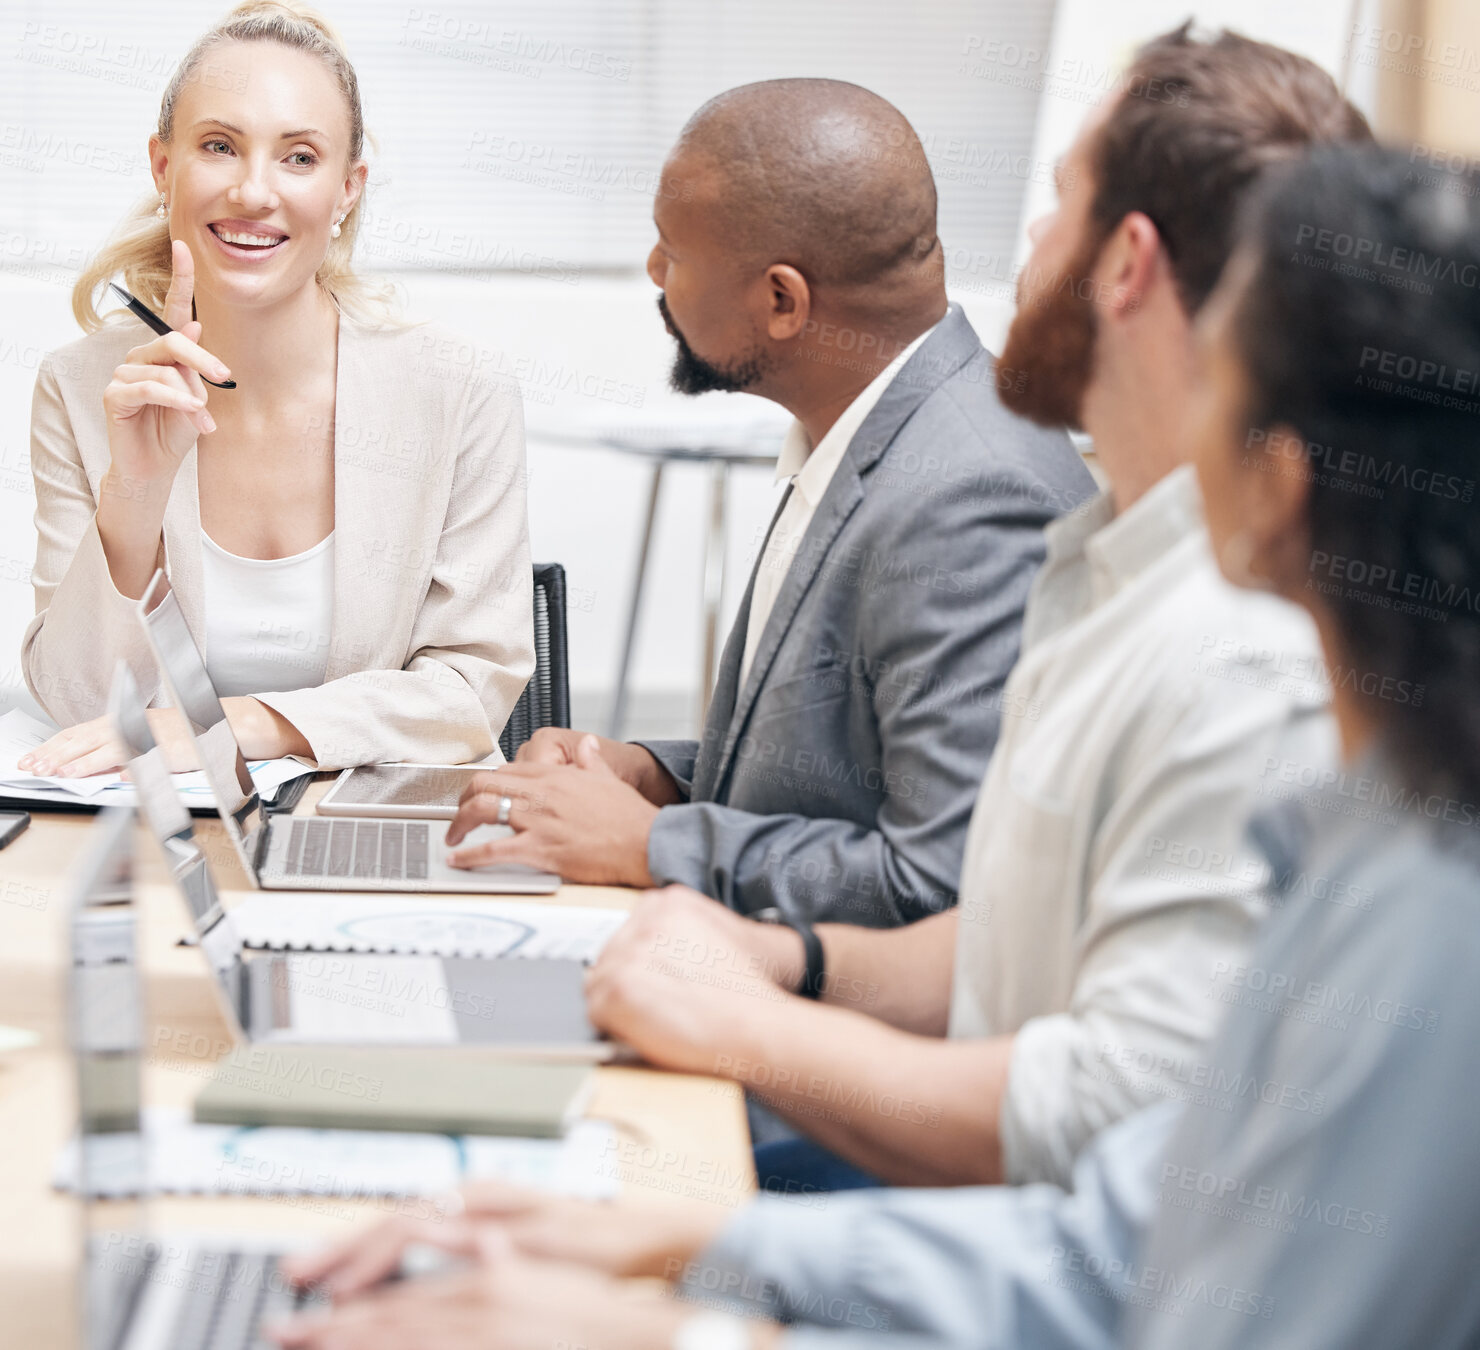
[1013, 0, 1381, 260]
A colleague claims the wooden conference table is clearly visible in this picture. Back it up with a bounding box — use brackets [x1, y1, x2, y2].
[0, 793, 755, 1348]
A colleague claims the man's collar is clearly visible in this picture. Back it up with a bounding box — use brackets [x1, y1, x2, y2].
[774, 419, 811, 482]
[1044, 462, 1203, 594]
[774, 320, 941, 500]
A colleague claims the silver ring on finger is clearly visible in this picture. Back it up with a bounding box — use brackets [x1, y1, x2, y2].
[495, 795, 514, 827]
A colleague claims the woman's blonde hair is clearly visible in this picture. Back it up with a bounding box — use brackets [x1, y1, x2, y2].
[71, 0, 398, 330]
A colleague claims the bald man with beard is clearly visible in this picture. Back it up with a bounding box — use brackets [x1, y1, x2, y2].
[444, 79, 1094, 926]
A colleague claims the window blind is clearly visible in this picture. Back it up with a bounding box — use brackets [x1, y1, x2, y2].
[1, 0, 1057, 283]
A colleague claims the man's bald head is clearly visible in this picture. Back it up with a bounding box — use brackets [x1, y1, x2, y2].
[673, 78, 941, 293]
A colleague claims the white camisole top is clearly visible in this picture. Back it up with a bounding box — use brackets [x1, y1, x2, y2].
[199, 529, 334, 698]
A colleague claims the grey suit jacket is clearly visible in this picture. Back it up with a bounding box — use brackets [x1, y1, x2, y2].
[638, 305, 1096, 925]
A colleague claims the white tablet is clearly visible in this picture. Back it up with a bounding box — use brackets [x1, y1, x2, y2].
[316, 764, 492, 820]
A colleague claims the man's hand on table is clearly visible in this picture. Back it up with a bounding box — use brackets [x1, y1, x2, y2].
[584, 885, 807, 1075]
[516, 728, 683, 805]
[444, 735, 664, 885]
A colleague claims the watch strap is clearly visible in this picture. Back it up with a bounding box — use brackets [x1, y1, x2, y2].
[795, 919, 826, 999]
[753, 907, 826, 999]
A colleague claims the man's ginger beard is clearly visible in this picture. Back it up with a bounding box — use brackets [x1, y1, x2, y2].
[997, 231, 1108, 431]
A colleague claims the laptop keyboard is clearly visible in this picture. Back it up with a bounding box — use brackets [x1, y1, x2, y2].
[168, 1249, 325, 1349]
[92, 1242, 327, 1350]
[280, 818, 429, 881]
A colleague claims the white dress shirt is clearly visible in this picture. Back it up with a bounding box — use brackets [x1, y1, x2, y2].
[948, 465, 1337, 1185]
[200, 530, 334, 698]
[740, 324, 936, 685]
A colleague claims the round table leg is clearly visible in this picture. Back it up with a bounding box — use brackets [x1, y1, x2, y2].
[700, 459, 730, 728]
[608, 460, 665, 739]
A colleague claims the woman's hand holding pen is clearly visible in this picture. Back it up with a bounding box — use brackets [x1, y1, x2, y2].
[102, 240, 229, 478]
[96, 240, 232, 599]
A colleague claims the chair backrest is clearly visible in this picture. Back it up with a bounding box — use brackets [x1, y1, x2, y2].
[499, 562, 571, 761]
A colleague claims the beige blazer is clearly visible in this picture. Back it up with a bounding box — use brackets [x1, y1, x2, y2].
[23, 314, 534, 769]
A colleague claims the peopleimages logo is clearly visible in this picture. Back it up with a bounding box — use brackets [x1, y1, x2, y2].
[1261, 755, 1480, 828]
[1047, 1245, 1274, 1319]
[1095, 1044, 1326, 1115]
[1295, 223, 1480, 291]
[1210, 959, 1440, 1034]
[1159, 1163, 1389, 1238]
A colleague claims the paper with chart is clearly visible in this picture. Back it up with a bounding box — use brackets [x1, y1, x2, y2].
[225, 894, 628, 961]
[53, 1106, 619, 1200]
[0, 708, 313, 807]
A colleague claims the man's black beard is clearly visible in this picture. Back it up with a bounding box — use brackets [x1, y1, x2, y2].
[658, 294, 768, 395]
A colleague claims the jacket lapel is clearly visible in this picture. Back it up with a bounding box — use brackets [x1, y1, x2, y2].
[706, 306, 983, 797]
[323, 318, 378, 682]
[160, 445, 206, 652]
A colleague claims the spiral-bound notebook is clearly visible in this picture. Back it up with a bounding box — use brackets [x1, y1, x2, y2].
[215, 893, 628, 960]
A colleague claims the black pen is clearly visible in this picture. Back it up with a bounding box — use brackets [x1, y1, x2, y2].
[108, 282, 237, 389]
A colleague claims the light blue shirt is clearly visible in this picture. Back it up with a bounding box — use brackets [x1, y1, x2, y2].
[686, 749, 1480, 1349]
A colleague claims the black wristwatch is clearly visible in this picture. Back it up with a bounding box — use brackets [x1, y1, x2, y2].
[754, 908, 826, 1000]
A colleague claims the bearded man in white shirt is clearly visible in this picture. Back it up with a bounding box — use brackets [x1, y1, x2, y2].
[567, 27, 1373, 1195]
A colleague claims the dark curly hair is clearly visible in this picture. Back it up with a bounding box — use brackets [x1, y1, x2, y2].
[1233, 144, 1480, 803]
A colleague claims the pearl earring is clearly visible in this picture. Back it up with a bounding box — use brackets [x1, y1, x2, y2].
[331, 215, 345, 239]
[156, 193, 168, 220]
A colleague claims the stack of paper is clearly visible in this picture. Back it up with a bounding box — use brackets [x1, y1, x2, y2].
[53, 1106, 619, 1200]
[0, 708, 312, 811]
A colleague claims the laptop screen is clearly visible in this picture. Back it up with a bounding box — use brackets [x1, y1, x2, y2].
[107, 665, 249, 1030]
[134, 572, 266, 874]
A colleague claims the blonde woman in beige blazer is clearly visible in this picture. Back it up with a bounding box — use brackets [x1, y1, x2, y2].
[19, 3, 532, 777]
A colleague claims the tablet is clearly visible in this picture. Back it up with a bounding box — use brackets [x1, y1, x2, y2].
[316, 764, 491, 820]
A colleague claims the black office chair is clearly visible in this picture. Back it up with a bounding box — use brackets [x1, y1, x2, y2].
[498, 562, 572, 761]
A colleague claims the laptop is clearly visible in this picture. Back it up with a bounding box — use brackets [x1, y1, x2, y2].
[69, 807, 324, 1350]
[132, 568, 559, 895]
[109, 666, 613, 1057]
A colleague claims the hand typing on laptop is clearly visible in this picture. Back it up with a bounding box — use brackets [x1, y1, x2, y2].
[273, 1187, 739, 1350]
[272, 1229, 728, 1350]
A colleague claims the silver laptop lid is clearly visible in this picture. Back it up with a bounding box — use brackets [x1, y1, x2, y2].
[108, 664, 249, 1040]
[134, 570, 266, 881]
[67, 808, 148, 1350]
[69, 807, 142, 1130]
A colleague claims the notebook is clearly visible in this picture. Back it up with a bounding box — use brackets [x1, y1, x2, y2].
[193, 1047, 594, 1138]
